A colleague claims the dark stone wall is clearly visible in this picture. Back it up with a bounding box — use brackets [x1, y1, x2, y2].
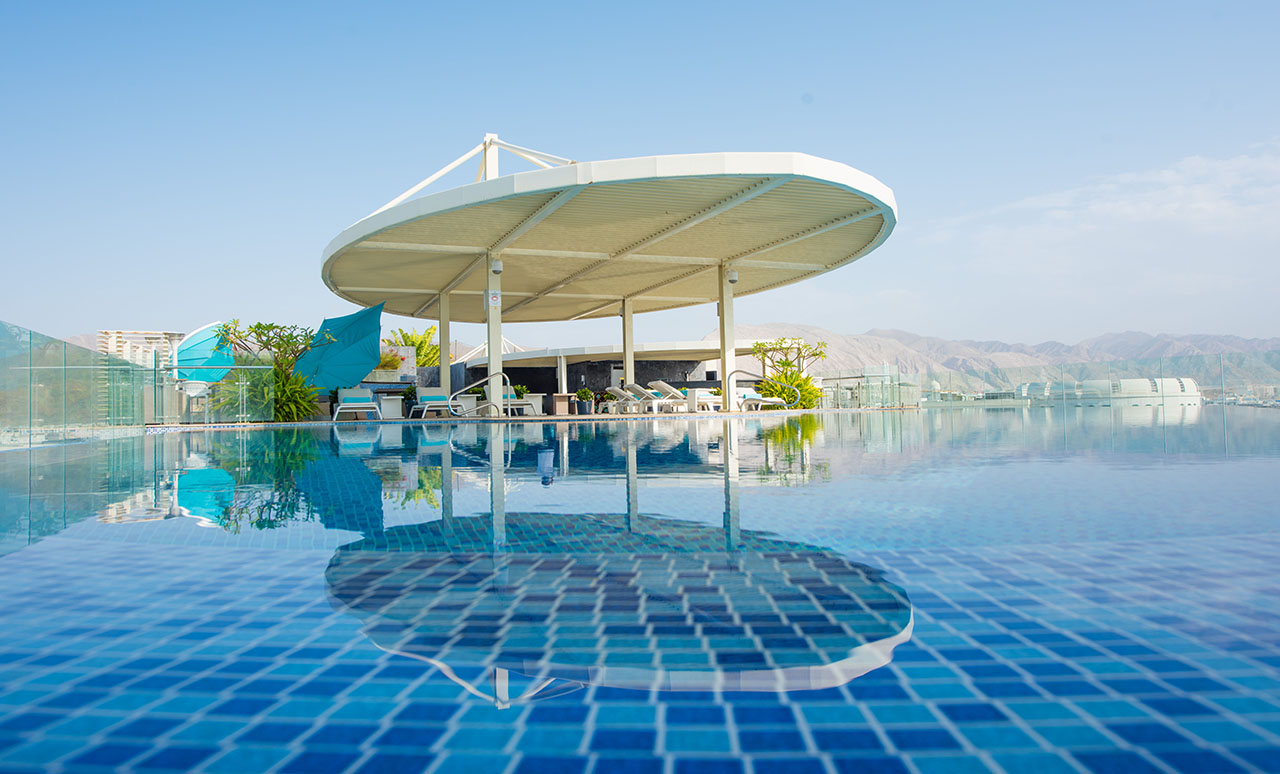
[464, 360, 707, 394]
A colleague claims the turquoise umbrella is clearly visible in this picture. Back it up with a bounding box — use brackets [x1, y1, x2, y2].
[175, 321, 233, 383]
[294, 303, 384, 390]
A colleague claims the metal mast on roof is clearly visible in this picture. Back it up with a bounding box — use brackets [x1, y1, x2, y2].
[363, 135, 574, 408]
[366, 134, 575, 220]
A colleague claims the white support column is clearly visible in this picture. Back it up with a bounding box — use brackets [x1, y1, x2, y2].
[438, 292, 451, 397]
[482, 133, 499, 180]
[556, 355, 567, 395]
[718, 266, 736, 411]
[485, 253, 503, 416]
[621, 298, 635, 387]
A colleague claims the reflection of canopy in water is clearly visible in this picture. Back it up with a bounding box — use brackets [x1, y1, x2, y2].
[325, 512, 912, 693]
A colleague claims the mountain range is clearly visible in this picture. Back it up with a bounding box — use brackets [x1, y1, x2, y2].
[705, 324, 1280, 375]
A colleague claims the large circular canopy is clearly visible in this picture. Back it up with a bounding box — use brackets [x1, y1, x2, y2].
[323, 152, 897, 324]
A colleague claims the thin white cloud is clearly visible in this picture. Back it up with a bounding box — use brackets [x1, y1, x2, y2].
[901, 145, 1280, 339]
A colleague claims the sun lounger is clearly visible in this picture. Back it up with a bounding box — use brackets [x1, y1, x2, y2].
[408, 394, 465, 417]
[483, 386, 541, 416]
[334, 388, 382, 421]
[604, 386, 642, 413]
[647, 380, 700, 413]
[740, 390, 787, 411]
[624, 383, 682, 413]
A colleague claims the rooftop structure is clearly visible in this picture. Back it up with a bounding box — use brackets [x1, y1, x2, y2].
[322, 135, 896, 410]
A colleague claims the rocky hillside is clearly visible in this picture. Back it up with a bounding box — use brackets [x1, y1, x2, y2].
[709, 324, 1280, 375]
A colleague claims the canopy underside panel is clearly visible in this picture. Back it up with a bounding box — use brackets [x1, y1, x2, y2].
[322, 153, 896, 323]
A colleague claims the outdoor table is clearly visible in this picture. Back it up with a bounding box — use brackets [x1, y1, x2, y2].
[545, 394, 574, 416]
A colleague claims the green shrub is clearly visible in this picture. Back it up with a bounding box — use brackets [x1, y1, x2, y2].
[513, 384, 529, 398]
[575, 387, 594, 401]
[378, 350, 403, 370]
[272, 370, 321, 422]
[756, 369, 820, 409]
[382, 327, 439, 367]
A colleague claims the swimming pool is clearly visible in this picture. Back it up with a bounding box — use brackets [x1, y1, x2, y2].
[2, 407, 1278, 773]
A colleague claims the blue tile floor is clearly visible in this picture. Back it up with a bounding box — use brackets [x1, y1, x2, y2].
[0, 527, 1276, 773]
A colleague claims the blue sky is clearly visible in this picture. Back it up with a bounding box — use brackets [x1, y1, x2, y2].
[2, 1, 1278, 348]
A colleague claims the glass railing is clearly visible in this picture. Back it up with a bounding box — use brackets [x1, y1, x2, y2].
[1, 319, 275, 450]
[817, 350, 1280, 412]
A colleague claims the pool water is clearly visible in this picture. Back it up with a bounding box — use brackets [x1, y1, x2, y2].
[2, 407, 1279, 774]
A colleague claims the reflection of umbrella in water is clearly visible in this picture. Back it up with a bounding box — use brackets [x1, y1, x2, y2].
[325, 512, 912, 704]
[293, 302, 384, 391]
[171, 468, 237, 527]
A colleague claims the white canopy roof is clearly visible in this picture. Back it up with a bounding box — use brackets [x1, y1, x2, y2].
[323, 150, 897, 324]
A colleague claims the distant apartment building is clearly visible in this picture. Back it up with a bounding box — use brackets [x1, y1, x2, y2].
[97, 330, 185, 367]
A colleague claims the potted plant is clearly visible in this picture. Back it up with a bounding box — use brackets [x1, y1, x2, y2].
[368, 350, 405, 382]
[575, 387, 595, 415]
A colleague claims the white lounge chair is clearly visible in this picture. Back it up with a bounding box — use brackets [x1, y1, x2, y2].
[740, 389, 787, 411]
[483, 386, 541, 416]
[647, 380, 695, 413]
[604, 386, 642, 413]
[408, 393, 464, 417]
[624, 383, 681, 413]
[334, 388, 382, 421]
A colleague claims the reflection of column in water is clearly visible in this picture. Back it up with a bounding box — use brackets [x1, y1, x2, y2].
[488, 423, 505, 549]
[722, 420, 739, 550]
[556, 423, 568, 477]
[625, 423, 638, 531]
[441, 442, 454, 523]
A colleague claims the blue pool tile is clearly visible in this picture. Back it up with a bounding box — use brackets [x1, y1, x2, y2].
[812, 729, 883, 751]
[516, 756, 589, 774]
[528, 704, 590, 724]
[66, 743, 149, 767]
[208, 697, 275, 716]
[280, 751, 362, 774]
[134, 746, 219, 770]
[394, 701, 458, 723]
[731, 705, 795, 725]
[1072, 751, 1163, 774]
[0, 713, 59, 731]
[1141, 697, 1216, 716]
[832, 758, 910, 774]
[663, 728, 732, 752]
[435, 755, 510, 774]
[886, 728, 961, 750]
[665, 705, 724, 725]
[590, 729, 655, 751]
[107, 716, 183, 738]
[993, 753, 1078, 774]
[239, 721, 312, 743]
[752, 759, 826, 774]
[591, 759, 663, 774]
[1154, 749, 1246, 773]
[673, 760, 741, 774]
[937, 702, 1007, 722]
[373, 726, 444, 748]
[304, 723, 379, 746]
[354, 753, 436, 774]
[1230, 747, 1280, 771]
[1105, 722, 1190, 745]
[738, 729, 807, 751]
[959, 725, 1038, 749]
[911, 757, 991, 774]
